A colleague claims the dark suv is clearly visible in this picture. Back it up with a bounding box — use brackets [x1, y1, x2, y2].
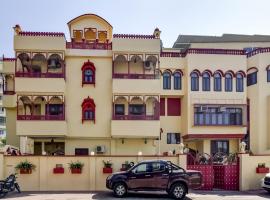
[106, 160, 202, 199]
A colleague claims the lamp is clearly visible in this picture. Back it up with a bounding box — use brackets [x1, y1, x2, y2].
[121, 139, 124, 144]
[138, 151, 142, 156]
[144, 139, 147, 144]
[90, 151, 95, 156]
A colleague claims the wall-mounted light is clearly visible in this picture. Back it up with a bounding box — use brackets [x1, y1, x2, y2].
[144, 139, 147, 144]
[90, 151, 95, 156]
[121, 139, 124, 144]
[138, 151, 142, 156]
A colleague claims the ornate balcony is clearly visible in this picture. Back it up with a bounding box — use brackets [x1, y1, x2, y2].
[112, 73, 156, 79]
[15, 72, 64, 78]
[66, 40, 112, 50]
[113, 114, 159, 120]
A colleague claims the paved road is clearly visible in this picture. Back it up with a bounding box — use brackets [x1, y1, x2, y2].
[3, 190, 270, 200]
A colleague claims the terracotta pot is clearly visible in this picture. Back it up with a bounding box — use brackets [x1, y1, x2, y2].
[256, 167, 269, 173]
[103, 167, 113, 173]
[53, 167, 64, 174]
[71, 168, 82, 174]
[20, 168, 32, 174]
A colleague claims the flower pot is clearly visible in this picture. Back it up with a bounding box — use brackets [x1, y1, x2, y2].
[20, 169, 32, 174]
[256, 167, 269, 173]
[53, 167, 64, 174]
[103, 167, 113, 173]
[71, 168, 82, 174]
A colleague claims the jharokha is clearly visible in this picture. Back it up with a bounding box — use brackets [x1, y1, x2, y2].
[2, 13, 270, 156]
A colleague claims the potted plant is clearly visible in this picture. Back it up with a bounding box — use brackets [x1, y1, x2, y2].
[120, 161, 134, 171]
[15, 160, 36, 174]
[103, 160, 113, 173]
[53, 164, 64, 174]
[256, 163, 269, 173]
[68, 161, 84, 174]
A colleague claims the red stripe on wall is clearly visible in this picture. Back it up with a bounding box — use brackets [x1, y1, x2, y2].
[167, 98, 181, 116]
[160, 98, 165, 116]
[183, 134, 244, 140]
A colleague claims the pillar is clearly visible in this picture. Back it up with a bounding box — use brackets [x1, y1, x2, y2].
[178, 154, 187, 170]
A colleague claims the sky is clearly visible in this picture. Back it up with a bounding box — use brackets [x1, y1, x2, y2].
[1, 0, 270, 57]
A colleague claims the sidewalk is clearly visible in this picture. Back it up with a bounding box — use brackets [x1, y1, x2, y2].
[2, 190, 270, 200]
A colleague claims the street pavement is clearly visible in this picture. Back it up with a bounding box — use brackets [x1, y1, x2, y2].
[3, 190, 270, 200]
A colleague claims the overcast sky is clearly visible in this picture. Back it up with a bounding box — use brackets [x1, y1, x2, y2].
[1, 0, 270, 56]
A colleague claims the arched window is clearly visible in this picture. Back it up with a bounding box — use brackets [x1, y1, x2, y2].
[214, 72, 222, 91]
[173, 72, 182, 90]
[191, 72, 199, 91]
[163, 71, 171, 89]
[81, 97, 96, 123]
[202, 72, 211, 91]
[247, 67, 258, 86]
[236, 73, 244, 92]
[81, 60, 96, 86]
[225, 73, 233, 92]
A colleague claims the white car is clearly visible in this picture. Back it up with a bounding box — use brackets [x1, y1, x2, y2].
[262, 173, 270, 193]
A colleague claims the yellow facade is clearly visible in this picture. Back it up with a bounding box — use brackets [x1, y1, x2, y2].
[3, 13, 270, 156]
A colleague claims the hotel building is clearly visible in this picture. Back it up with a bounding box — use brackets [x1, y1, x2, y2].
[2, 14, 270, 155]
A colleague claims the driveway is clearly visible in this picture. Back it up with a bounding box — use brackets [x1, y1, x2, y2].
[3, 190, 270, 200]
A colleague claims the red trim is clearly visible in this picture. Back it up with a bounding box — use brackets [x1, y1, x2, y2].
[183, 134, 244, 140]
[202, 69, 213, 76]
[190, 69, 201, 76]
[19, 31, 64, 37]
[247, 47, 270, 58]
[187, 48, 245, 55]
[160, 52, 185, 57]
[236, 70, 246, 77]
[66, 41, 112, 50]
[67, 14, 113, 28]
[113, 34, 155, 39]
[247, 67, 258, 73]
[3, 57, 16, 62]
[173, 69, 184, 76]
[224, 70, 236, 77]
[213, 70, 224, 77]
[81, 96, 96, 123]
[81, 60, 96, 86]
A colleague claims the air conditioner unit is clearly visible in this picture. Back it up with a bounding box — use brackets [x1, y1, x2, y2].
[96, 145, 106, 154]
[219, 107, 227, 112]
[144, 61, 154, 70]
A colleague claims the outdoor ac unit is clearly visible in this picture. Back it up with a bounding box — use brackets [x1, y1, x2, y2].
[219, 107, 227, 112]
[96, 145, 106, 154]
[144, 61, 154, 70]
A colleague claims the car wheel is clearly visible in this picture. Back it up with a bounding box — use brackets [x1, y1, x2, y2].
[113, 182, 127, 198]
[170, 183, 186, 199]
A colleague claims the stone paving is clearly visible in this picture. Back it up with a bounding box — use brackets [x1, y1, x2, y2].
[2, 190, 270, 200]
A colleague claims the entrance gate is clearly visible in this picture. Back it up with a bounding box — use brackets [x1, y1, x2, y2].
[187, 153, 239, 190]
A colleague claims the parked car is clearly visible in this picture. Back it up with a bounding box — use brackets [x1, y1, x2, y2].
[262, 173, 270, 193]
[106, 160, 202, 199]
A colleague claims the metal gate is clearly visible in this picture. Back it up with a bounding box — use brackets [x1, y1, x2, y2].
[187, 152, 239, 190]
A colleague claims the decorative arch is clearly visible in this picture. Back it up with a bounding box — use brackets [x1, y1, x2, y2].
[236, 70, 246, 77]
[190, 69, 201, 76]
[224, 70, 236, 77]
[173, 69, 184, 76]
[81, 60, 96, 86]
[162, 69, 173, 75]
[266, 65, 270, 71]
[163, 70, 172, 89]
[81, 96, 96, 123]
[213, 70, 224, 77]
[48, 54, 63, 72]
[247, 67, 258, 74]
[202, 69, 213, 76]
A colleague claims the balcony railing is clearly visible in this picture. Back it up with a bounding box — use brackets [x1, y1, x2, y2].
[112, 114, 159, 120]
[66, 41, 112, 50]
[17, 114, 65, 120]
[112, 73, 157, 79]
[15, 72, 65, 78]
